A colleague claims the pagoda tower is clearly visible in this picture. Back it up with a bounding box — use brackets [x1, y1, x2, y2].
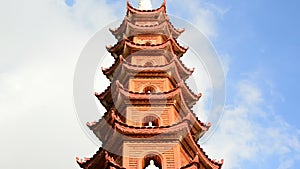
[76, 0, 224, 168]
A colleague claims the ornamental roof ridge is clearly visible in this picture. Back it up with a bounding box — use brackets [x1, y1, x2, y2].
[86, 113, 106, 129]
[111, 56, 193, 77]
[183, 113, 210, 130]
[86, 121, 98, 128]
[178, 80, 202, 101]
[95, 79, 199, 110]
[101, 55, 124, 77]
[86, 107, 120, 129]
[102, 59, 190, 82]
[170, 37, 189, 51]
[122, 55, 192, 71]
[96, 84, 112, 101]
[166, 19, 185, 33]
[182, 130, 224, 168]
[114, 117, 192, 136]
[94, 117, 206, 137]
[76, 157, 91, 166]
[76, 147, 104, 168]
[97, 86, 198, 115]
[76, 148, 125, 169]
[107, 38, 188, 58]
[116, 79, 178, 95]
[176, 57, 195, 73]
[105, 153, 126, 169]
[109, 18, 127, 34]
[86, 106, 210, 142]
[115, 80, 199, 108]
[197, 145, 224, 168]
[110, 17, 184, 40]
[118, 112, 209, 136]
[188, 108, 211, 129]
[182, 113, 210, 141]
[129, 16, 184, 35]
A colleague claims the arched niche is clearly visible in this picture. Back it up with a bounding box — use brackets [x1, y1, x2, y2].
[142, 114, 160, 127]
[143, 85, 157, 93]
[143, 152, 162, 169]
[144, 61, 154, 66]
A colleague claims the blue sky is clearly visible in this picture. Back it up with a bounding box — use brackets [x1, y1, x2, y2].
[1, 0, 300, 169]
[202, 0, 300, 168]
[216, 0, 300, 127]
[213, 0, 300, 110]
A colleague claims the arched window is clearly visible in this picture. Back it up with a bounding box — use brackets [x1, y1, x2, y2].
[143, 153, 162, 169]
[145, 41, 152, 45]
[142, 115, 160, 127]
[144, 61, 154, 66]
[143, 86, 156, 93]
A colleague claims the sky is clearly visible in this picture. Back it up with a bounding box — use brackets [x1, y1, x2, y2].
[1, 0, 300, 169]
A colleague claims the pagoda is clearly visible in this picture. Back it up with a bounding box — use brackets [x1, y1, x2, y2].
[76, 0, 224, 168]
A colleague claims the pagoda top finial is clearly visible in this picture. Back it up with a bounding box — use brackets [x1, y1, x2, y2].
[138, 0, 153, 10]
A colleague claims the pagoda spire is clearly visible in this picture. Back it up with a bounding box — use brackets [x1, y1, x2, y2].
[138, 0, 152, 10]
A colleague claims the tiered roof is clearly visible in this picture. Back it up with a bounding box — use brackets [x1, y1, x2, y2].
[96, 80, 201, 111]
[79, 122, 223, 169]
[102, 55, 194, 82]
[110, 17, 184, 41]
[87, 106, 210, 143]
[107, 37, 188, 58]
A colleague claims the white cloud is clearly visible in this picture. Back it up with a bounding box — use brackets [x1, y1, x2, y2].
[0, 0, 120, 168]
[203, 78, 300, 169]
